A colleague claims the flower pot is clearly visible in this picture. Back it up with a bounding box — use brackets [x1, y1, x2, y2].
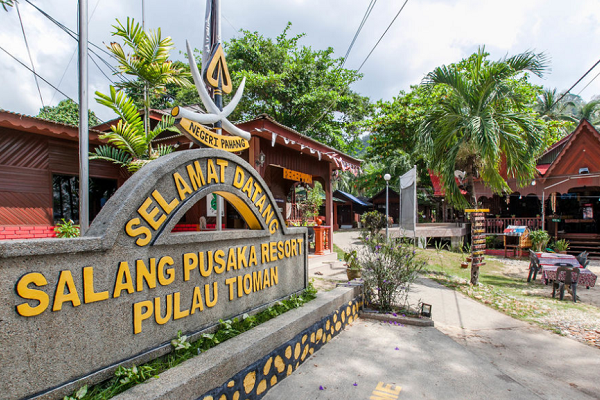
[460, 261, 469, 269]
[346, 269, 361, 281]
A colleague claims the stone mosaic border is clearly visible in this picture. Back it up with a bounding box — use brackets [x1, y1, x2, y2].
[198, 296, 362, 400]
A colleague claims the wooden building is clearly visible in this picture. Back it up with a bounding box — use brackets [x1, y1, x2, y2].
[0, 111, 362, 250]
[0, 110, 124, 240]
[333, 189, 372, 229]
[473, 119, 600, 256]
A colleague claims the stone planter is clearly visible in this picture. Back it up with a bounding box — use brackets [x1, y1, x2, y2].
[346, 269, 362, 281]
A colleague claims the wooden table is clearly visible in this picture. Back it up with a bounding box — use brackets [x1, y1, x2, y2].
[536, 253, 597, 288]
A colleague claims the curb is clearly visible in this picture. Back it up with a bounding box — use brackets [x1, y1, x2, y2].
[359, 311, 434, 327]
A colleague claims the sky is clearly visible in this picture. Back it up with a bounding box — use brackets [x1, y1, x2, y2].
[1, 0, 600, 123]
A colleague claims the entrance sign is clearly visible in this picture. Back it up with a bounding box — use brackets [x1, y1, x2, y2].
[283, 168, 313, 184]
[0, 149, 308, 400]
[175, 114, 249, 151]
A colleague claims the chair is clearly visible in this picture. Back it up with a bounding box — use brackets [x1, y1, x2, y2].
[552, 265, 580, 302]
[576, 251, 590, 268]
[527, 250, 541, 282]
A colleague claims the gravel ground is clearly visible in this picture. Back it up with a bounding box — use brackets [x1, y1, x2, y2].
[488, 255, 600, 349]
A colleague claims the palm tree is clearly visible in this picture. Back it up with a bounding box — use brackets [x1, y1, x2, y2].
[419, 47, 548, 209]
[565, 98, 600, 125]
[107, 18, 191, 148]
[419, 47, 548, 285]
[90, 86, 176, 172]
[535, 88, 575, 123]
[92, 18, 192, 172]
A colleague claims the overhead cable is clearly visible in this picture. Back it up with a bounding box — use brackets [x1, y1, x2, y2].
[16, 2, 44, 107]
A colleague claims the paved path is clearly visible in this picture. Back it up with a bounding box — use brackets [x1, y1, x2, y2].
[266, 230, 600, 399]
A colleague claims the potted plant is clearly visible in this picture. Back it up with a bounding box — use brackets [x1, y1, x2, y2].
[553, 239, 570, 254]
[529, 229, 550, 252]
[343, 250, 361, 280]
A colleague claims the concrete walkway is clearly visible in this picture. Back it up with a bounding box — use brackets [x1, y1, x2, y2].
[266, 230, 600, 399]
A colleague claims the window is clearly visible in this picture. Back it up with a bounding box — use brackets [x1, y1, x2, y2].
[53, 175, 117, 224]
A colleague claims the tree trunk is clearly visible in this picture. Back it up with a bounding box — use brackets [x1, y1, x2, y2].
[465, 160, 480, 285]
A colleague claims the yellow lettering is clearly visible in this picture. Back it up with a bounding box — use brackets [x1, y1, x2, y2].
[270, 266, 278, 286]
[173, 292, 190, 320]
[269, 219, 279, 234]
[270, 241, 278, 261]
[277, 241, 284, 260]
[225, 277, 236, 300]
[125, 218, 151, 246]
[216, 159, 228, 183]
[261, 243, 270, 264]
[237, 276, 243, 298]
[233, 166, 245, 188]
[83, 266, 109, 304]
[187, 161, 206, 190]
[53, 270, 81, 311]
[114, 261, 134, 298]
[226, 248, 236, 271]
[243, 274, 252, 295]
[205, 282, 218, 308]
[152, 189, 179, 214]
[183, 252, 198, 281]
[133, 300, 153, 334]
[136, 259, 157, 292]
[154, 294, 172, 325]
[158, 256, 175, 286]
[191, 286, 204, 314]
[263, 268, 271, 288]
[173, 172, 193, 200]
[297, 238, 304, 255]
[237, 246, 248, 269]
[138, 197, 166, 230]
[291, 239, 297, 257]
[199, 251, 212, 277]
[249, 246, 258, 267]
[284, 240, 291, 258]
[255, 194, 266, 212]
[261, 204, 274, 224]
[214, 250, 225, 274]
[15, 272, 49, 317]
[242, 176, 254, 199]
[253, 271, 263, 292]
[251, 182, 263, 202]
[207, 159, 219, 183]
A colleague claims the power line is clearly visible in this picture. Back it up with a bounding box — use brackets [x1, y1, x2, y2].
[304, 0, 409, 134]
[0, 45, 107, 124]
[0, 45, 75, 103]
[16, 2, 44, 107]
[357, 0, 409, 72]
[577, 69, 600, 97]
[554, 57, 600, 106]
[342, 0, 377, 68]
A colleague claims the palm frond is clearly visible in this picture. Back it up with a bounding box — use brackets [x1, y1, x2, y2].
[89, 146, 132, 167]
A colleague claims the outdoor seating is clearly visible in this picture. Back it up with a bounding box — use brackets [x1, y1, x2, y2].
[576, 251, 590, 268]
[527, 250, 541, 282]
[552, 265, 580, 302]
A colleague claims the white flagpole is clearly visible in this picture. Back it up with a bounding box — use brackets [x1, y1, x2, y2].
[78, 0, 89, 234]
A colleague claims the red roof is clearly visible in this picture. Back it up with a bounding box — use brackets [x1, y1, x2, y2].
[536, 163, 550, 175]
[428, 170, 466, 196]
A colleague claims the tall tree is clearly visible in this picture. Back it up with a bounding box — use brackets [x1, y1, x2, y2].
[419, 47, 548, 284]
[419, 47, 548, 209]
[107, 18, 191, 146]
[534, 88, 576, 145]
[168, 23, 371, 154]
[37, 99, 100, 127]
[91, 18, 190, 172]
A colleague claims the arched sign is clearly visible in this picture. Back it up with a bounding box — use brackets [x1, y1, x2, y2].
[0, 149, 308, 400]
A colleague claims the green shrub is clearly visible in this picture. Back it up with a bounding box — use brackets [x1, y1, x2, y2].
[358, 236, 425, 312]
[360, 211, 387, 239]
[528, 229, 550, 251]
[54, 219, 80, 238]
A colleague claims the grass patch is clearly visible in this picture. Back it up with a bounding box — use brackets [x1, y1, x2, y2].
[63, 283, 318, 400]
[417, 248, 600, 346]
[332, 243, 346, 260]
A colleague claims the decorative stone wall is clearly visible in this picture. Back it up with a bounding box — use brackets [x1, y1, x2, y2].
[199, 297, 362, 400]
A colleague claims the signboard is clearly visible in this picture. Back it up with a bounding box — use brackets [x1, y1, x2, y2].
[0, 149, 308, 399]
[176, 116, 249, 152]
[283, 168, 312, 184]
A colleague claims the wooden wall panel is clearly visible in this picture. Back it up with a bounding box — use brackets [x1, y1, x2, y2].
[0, 129, 49, 169]
[0, 192, 52, 225]
[48, 139, 122, 179]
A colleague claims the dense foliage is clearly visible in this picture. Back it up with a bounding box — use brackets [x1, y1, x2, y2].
[37, 99, 101, 127]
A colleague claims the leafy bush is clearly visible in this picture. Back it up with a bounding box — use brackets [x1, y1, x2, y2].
[358, 236, 425, 313]
[553, 239, 570, 252]
[54, 219, 80, 238]
[485, 234, 503, 249]
[360, 211, 387, 239]
[528, 229, 550, 251]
